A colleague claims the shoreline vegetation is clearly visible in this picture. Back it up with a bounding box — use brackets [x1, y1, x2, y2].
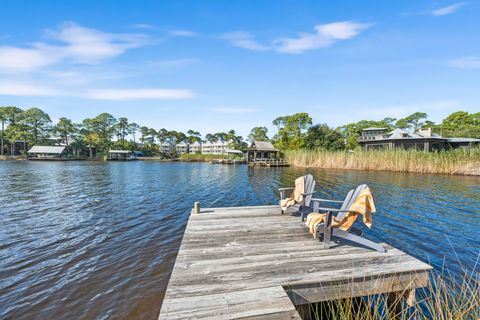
[286, 148, 480, 176]
[300, 269, 479, 320]
[1, 106, 479, 176]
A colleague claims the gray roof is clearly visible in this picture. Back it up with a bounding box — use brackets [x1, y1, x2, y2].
[109, 150, 133, 154]
[385, 129, 443, 140]
[363, 127, 388, 131]
[28, 146, 66, 154]
[251, 141, 277, 151]
[226, 149, 244, 154]
[446, 137, 480, 143]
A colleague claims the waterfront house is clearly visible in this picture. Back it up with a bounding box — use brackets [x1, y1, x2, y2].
[28, 146, 67, 159]
[160, 142, 175, 155]
[176, 141, 189, 154]
[359, 128, 480, 151]
[108, 150, 136, 161]
[201, 141, 213, 154]
[212, 141, 229, 155]
[189, 141, 202, 154]
[245, 141, 279, 162]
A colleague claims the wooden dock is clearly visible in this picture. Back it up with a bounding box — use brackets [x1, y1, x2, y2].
[159, 205, 431, 319]
[248, 159, 289, 167]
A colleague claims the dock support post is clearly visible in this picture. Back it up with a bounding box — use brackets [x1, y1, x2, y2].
[193, 202, 200, 214]
[386, 289, 415, 318]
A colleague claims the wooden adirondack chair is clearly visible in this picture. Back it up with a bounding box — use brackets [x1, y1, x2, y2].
[278, 174, 316, 220]
[310, 184, 386, 253]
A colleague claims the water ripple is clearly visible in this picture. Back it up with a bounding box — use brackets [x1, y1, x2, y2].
[0, 161, 479, 319]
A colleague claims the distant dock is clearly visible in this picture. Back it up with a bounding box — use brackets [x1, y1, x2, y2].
[158, 205, 431, 319]
[248, 159, 289, 167]
[210, 159, 247, 165]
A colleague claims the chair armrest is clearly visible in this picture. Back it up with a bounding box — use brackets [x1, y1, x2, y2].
[317, 207, 360, 214]
[278, 187, 294, 191]
[301, 192, 315, 196]
[311, 198, 343, 204]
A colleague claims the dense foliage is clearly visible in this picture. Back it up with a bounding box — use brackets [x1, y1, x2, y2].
[0, 106, 478, 158]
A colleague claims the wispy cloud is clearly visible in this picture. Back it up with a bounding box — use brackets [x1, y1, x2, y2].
[0, 81, 194, 100]
[404, 2, 467, 16]
[274, 21, 371, 54]
[0, 83, 62, 96]
[0, 22, 148, 73]
[168, 29, 195, 37]
[85, 88, 194, 100]
[148, 58, 198, 69]
[222, 21, 371, 54]
[431, 2, 466, 16]
[449, 56, 480, 69]
[213, 108, 259, 114]
[131, 23, 155, 30]
[221, 31, 270, 52]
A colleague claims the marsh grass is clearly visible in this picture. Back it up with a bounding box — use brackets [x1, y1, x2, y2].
[180, 153, 245, 162]
[285, 148, 480, 175]
[179, 153, 226, 161]
[295, 269, 479, 320]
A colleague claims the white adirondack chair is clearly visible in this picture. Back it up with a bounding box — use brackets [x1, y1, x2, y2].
[310, 184, 386, 253]
[278, 174, 316, 220]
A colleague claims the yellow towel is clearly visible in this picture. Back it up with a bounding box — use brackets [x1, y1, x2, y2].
[280, 176, 305, 210]
[305, 187, 376, 238]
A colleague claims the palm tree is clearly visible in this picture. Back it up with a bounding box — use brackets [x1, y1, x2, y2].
[116, 117, 129, 147]
[54, 117, 77, 148]
[3, 106, 23, 155]
[205, 133, 217, 143]
[23, 107, 52, 145]
[0, 106, 7, 155]
[81, 118, 97, 158]
[129, 123, 140, 144]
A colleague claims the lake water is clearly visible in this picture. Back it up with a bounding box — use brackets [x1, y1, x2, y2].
[1, 161, 479, 319]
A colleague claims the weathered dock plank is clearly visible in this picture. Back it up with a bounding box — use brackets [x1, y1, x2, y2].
[159, 205, 431, 319]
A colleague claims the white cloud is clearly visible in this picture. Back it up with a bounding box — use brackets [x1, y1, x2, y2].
[0, 22, 148, 73]
[431, 2, 466, 16]
[274, 21, 371, 54]
[213, 108, 259, 114]
[0, 47, 58, 72]
[148, 59, 198, 69]
[131, 23, 155, 29]
[85, 88, 194, 100]
[221, 31, 270, 52]
[449, 56, 480, 69]
[168, 29, 195, 37]
[0, 81, 194, 100]
[0, 83, 62, 96]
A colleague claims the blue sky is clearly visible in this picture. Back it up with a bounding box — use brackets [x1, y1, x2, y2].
[1, 0, 479, 137]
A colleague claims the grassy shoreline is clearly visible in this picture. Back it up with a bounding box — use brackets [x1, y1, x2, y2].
[285, 148, 480, 176]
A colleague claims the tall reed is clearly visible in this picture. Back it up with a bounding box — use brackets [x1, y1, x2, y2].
[298, 269, 479, 320]
[285, 148, 480, 175]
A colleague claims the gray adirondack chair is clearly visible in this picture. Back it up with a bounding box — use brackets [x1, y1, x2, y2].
[278, 174, 316, 219]
[309, 184, 386, 253]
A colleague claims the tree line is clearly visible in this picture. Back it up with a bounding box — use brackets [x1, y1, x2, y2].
[0, 106, 253, 157]
[0, 106, 478, 157]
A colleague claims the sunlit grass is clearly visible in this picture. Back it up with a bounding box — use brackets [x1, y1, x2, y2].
[285, 148, 480, 175]
[179, 153, 226, 161]
[296, 269, 479, 320]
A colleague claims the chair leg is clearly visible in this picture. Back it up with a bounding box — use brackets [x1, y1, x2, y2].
[322, 212, 333, 249]
[333, 229, 386, 253]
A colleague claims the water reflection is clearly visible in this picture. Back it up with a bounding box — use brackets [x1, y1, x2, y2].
[0, 161, 479, 319]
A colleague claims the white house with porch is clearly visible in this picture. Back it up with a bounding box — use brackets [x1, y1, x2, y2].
[160, 142, 175, 154]
[189, 141, 202, 154]
[176, 142, 189, 154]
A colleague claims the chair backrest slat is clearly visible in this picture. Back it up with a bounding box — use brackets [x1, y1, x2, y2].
[336, 184, 368, 221]
[303, 174, 315, 207]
